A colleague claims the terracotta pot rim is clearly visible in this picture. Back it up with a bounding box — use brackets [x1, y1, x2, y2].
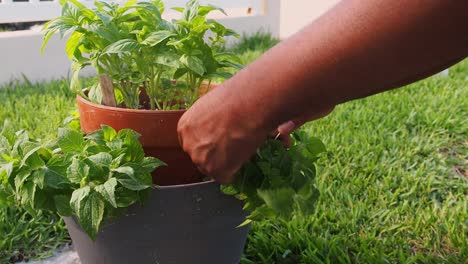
[76, 95, 187, 114]
[154, 180, 215, 189]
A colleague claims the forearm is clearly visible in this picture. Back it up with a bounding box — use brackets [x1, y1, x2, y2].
[222, 0, 468, 132]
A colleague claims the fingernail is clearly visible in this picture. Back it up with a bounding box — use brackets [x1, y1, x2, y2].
[278, 121, 296, 134]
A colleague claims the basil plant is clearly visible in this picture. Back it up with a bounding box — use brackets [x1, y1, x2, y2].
[42, 0, 243, 110]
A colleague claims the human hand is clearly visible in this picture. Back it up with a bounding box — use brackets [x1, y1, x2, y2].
[273, 107, 334, 147]
[177, 85, 270, 184]
[178, 85, 334, 184]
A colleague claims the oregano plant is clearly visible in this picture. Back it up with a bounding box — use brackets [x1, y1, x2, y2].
[222, 131, 325, 226]
[0, 121, 165, 239]
[0, 118, 325, 239]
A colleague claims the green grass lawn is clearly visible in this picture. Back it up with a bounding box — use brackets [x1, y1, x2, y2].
[0, 36, 467, 263]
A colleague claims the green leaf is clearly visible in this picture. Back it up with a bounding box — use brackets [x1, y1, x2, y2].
[70, 185, 90, 215]
[77, 190, 104, 240]
[46, 152, 73, 176]
[95, 178, 118, 208]
[65, 31, 83, 59]
[115, 187, 138, 207]
[0, 135, 10, 154]
[155, 52, 180, 68]
[24, 152, 45, 170]
[117, 129, 144, 162]
[67, 157, 90, 184]
[58, 128, 85, 153]
[135, 2, 162, 21]
[83, 158, 108, 183]
[186, 0, 199, 21]
[88, 152, 113, 167]
[61, 0, 87, 10]
[70, 61, 84, 93]
[237, 219, 252, 228]
[173, 68, 187, 79]
[114, 165, 152, 191]
[44, 166, 71, 189]
[0, 186, 13, 208]
[41, 20, 59, 54]
[54, 194, 73, 216]
[20, 142, 41, 160]
[14, 167, 32, 194]
[257, 187, 295, 217]
[102, 125, 117, 142]
[106, 139, 123, 150]
[141, 157, 166, 174]
[205, 71, 233, 80]
[1, 120, 16, 146]
[0, 162, 13, 180]
[219, 60, 244, 70]
[85, 144, 110, 155]
[87, 82, 103, 105]
[12, 130, 29, 155]
[85, 24, 120, 42]
[111, 153, 125, 168]
[198, 5, 227, 16]
[141, 30, 176, 47]
[180, 55, 206, 76]
[95, 11, 113, 25]
[20, 181, 36, 209]
[171, 7, 184, 13]
[103, 39, 140, 54]
[32, 169, 45, 189]
[295, 183, 319, 215]
[303, 137, 326, 157]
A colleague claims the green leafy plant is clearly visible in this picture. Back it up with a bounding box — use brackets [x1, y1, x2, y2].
[1, 114, 325, 239]
[41, 0, 242, 110]
[0, 121, 165, 239]
[6, 0, 325, 241]
[222, 131, 325, 226]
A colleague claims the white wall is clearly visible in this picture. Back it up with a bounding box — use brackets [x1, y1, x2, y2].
[279, 0, 340, 39]
[0, 0, 345, 85]
[0, 0, 280, 85]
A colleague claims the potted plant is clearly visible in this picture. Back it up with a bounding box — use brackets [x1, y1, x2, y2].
[41, 0, 242, 186]
[0, 0, 326, 263]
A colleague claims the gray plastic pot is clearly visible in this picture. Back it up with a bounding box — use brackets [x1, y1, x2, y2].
[63, 181, 250, 264]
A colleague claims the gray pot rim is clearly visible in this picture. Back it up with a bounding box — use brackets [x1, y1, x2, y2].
[153, 179, 216, 190]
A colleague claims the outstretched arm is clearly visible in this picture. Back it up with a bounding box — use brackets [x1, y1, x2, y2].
[178, 0, 468, 183]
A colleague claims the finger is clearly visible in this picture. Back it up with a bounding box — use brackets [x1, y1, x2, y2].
[277, 120, 296, 135]
[209, 167, 238, 184]
[278, 133, 292, 148]
[196, 164, 208, 176]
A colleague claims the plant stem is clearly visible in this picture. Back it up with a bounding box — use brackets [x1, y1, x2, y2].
[148, 67, 162, 110]
[155, 70, 162, 110]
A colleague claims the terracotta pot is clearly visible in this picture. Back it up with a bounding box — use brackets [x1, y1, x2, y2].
[77, 95, 202, 186]
[64, 181, 250, 264]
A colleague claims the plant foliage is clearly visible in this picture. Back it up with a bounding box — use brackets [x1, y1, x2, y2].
[0, 121, 165, 240]
[42, 0, 242, 110]
[223, 131, 325, 225]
